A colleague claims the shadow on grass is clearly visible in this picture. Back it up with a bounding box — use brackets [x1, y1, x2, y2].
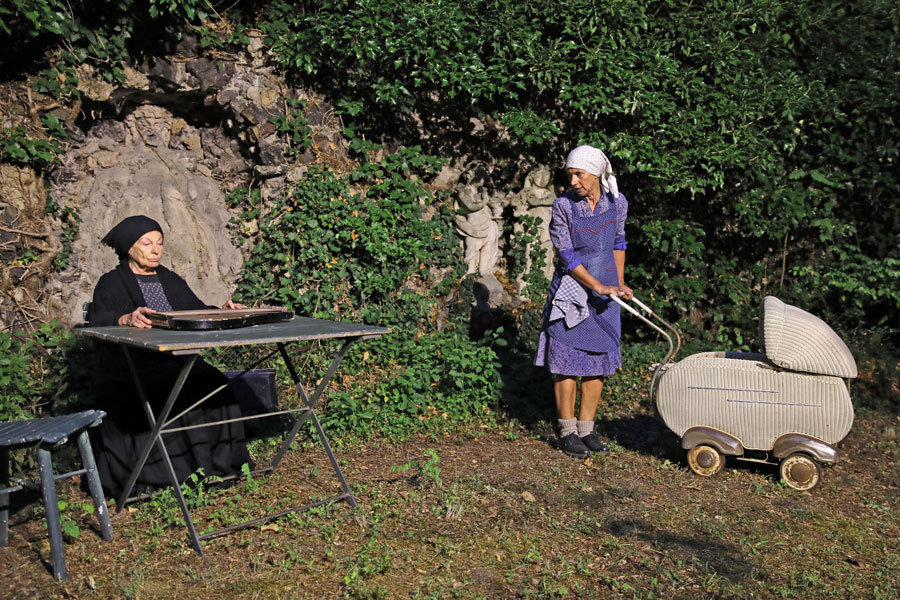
[603, 517, 758, 582]
[601, 413, 792, 484]
[497, 363, 556, 438]
[602, 413, 683, 462]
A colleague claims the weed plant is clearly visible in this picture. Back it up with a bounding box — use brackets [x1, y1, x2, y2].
[0, 322, 83, 422]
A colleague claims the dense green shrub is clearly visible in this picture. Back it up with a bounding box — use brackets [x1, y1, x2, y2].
[0, 122, 64, 170]
[231, 144, 507, 439]
[0, 325, 96, 472]
[3, 0, 896, 441]
[849, 330, 900, 414]
[323, 332, 502, 439]
[1, 1, 224, 88]
[0, 323, 78, 422]
[234, 143, 459, 325]
[260, 0, 900, 345]
[5, 1, 897, 346]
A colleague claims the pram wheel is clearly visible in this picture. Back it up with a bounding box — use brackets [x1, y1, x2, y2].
[779, 453, 822, 491]
[687, 445, 724, 477]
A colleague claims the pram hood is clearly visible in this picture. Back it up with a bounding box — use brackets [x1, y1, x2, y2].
[759, 296, 857, 378]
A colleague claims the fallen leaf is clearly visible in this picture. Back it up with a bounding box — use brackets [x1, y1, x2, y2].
[521, 491, 536, 503]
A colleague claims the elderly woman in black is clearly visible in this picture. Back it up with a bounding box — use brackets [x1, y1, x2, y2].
[88, 215, 251, 498]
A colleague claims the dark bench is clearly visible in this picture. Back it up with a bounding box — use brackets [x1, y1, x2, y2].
[1, 410, 113, 581]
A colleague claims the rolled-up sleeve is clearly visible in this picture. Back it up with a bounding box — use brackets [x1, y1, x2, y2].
[549, 196, 582, 271]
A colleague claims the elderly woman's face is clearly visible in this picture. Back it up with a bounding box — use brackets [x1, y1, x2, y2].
[128, 230, 164, 274]
[567, 168, 600, 198]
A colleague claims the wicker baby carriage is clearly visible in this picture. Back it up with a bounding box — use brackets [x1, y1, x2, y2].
[614, 295, 856, 491]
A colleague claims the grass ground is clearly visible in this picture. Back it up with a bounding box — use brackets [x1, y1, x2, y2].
[4, 403, 899, 599]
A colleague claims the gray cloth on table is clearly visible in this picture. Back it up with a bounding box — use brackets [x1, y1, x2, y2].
[549, 274, 589, 328]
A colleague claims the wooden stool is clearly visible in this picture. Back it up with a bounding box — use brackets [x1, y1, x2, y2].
[0, 410, 113, 581]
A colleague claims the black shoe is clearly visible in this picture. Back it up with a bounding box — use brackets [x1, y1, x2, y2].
[561, 433, 591, 459]
[580, 432, 610, 454]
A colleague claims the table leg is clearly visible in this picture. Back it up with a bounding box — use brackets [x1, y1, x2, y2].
[155, 433, 205, 554]
[116, 350, 198, 510]
[270, 337, 358, 470]
[268, 338, 358, 506]
[309, 409, 357, 507]
[189, 337, 362, 545]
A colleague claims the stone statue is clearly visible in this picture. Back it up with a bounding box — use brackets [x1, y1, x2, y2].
[453, 163, 510, 308]
[520, 165, 555, 208]
[454, 164, 502, 277]
[513, 165, 557, 289]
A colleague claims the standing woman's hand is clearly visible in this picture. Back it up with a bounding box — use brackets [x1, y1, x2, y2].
[119, 306, 156, 328]
[594, 285, 623, 297]
[619, 285, 634, 300]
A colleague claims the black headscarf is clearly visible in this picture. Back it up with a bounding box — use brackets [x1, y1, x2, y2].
[101, 215, 163, 259]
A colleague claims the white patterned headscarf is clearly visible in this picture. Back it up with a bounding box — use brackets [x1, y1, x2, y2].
[565, 145, 619, 199]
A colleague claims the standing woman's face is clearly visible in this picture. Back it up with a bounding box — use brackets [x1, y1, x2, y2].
[567, 168, 601, 199]
[128, 230, 164, 274]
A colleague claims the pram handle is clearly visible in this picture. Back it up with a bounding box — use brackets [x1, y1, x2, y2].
[611, 295, 667, 337]
[610, 294, 683, 406]
[610, 295, 682, 359]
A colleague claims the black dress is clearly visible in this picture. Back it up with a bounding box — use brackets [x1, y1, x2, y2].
[88, 260, 251, 498]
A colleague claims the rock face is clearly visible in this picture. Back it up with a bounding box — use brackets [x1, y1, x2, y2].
[47, 107, 245, 324]
[2, 31, 554, 330]
[37, 32, 338, 327]
[0, 164, 60, 329]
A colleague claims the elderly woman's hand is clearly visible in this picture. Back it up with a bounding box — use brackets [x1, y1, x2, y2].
[119, 306, 156, 328]
[595, 285, 623, 297]
[619, 285, 634, 300]
[222, 299, 247, 310]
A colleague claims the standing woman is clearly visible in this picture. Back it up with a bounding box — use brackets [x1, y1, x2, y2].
[88, 215, 251, 498]
[534, 145, 633, 458]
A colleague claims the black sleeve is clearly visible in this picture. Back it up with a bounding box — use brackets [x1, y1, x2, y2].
[88, 270, 137, 326]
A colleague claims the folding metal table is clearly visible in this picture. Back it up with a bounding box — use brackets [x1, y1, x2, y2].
[75, 317, 389, 554]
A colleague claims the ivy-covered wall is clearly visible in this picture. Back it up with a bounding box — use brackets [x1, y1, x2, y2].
[260, 0, 900, 340]
[0, 0, 897, 435]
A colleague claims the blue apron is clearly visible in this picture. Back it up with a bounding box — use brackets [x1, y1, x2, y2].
[545, 195, 621, 353]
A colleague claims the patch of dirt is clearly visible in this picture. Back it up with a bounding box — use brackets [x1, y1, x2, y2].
[3, 408, 899, 598]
